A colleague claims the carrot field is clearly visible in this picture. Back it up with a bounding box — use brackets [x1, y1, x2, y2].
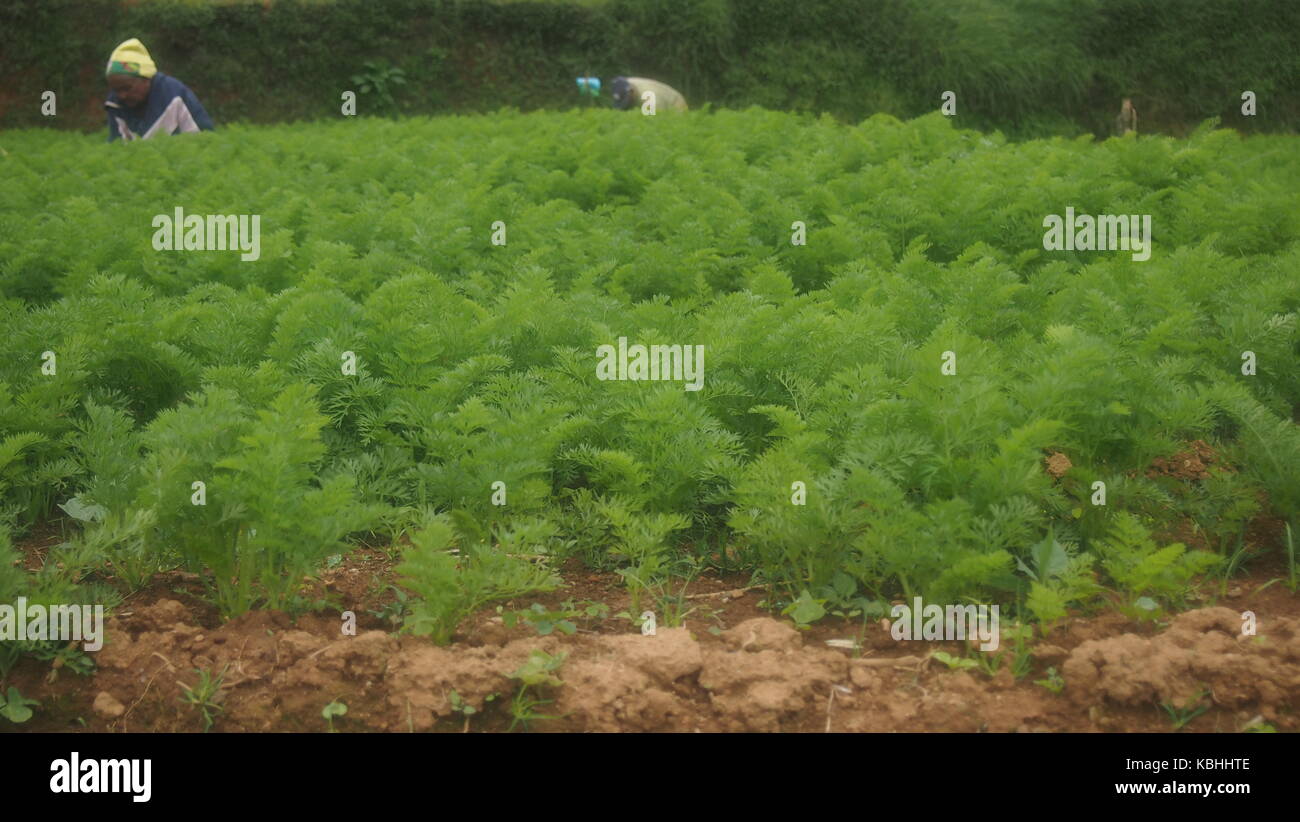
[1, 109, 1298, 735]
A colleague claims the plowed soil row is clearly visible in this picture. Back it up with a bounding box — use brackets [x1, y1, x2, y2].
[8, 548, 1297, 733]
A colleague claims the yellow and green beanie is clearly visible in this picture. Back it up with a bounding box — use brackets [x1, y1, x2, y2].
[106, 38, 158, 79]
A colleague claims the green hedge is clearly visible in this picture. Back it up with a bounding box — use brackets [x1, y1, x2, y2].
[2, 0, 1297, 136]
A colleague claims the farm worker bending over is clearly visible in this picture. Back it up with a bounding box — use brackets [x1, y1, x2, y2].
[609, 77, 688, 112]
[105, 38, 214, 142]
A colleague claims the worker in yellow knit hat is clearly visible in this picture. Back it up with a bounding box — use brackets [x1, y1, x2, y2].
[105, 38, 215, 142]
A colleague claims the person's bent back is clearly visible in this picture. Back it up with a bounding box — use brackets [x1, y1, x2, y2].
[105, 38, 214, 142]
[609, 77, 688, 112]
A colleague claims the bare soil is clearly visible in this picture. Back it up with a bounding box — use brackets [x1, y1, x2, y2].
[7, 548, 1297, 733]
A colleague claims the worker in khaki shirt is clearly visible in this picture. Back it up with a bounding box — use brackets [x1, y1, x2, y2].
[609, 77, 688, 112]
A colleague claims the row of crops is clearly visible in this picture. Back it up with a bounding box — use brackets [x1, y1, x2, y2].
[1, 109, 1298, 659]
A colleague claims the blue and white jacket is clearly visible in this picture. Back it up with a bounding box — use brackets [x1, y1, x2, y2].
[105, 73, 215, 142]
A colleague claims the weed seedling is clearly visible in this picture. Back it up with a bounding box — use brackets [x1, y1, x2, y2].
[506, 650, 567, 732]
[1034, 667, 1065, 694]
[782, 590, 827, 630]
[501, 602, 578, 636]
[1160, 689, 1211, 730]
[35, 642, 95, 682]
[322, 699, 347, 732]
[508, 689, 561, 733]
[963, 623, 1033, 679]
[1242, 715, 1275, 733]
[1217, 532, 1251, 598]
[1008, 642, 1034, 680]
[656, 589, 697, 628]
[650, 557, 705, 628]
[573, 600, 611, 625]
[449, 689, 475, 719]
[368, 585, 413, 629]
[931, 651, 979, 671]
[448, 689, 495, 732]
[615, 565, 702, 631]
[0, 686, 39, 723]
[178, 665, 228, 732]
